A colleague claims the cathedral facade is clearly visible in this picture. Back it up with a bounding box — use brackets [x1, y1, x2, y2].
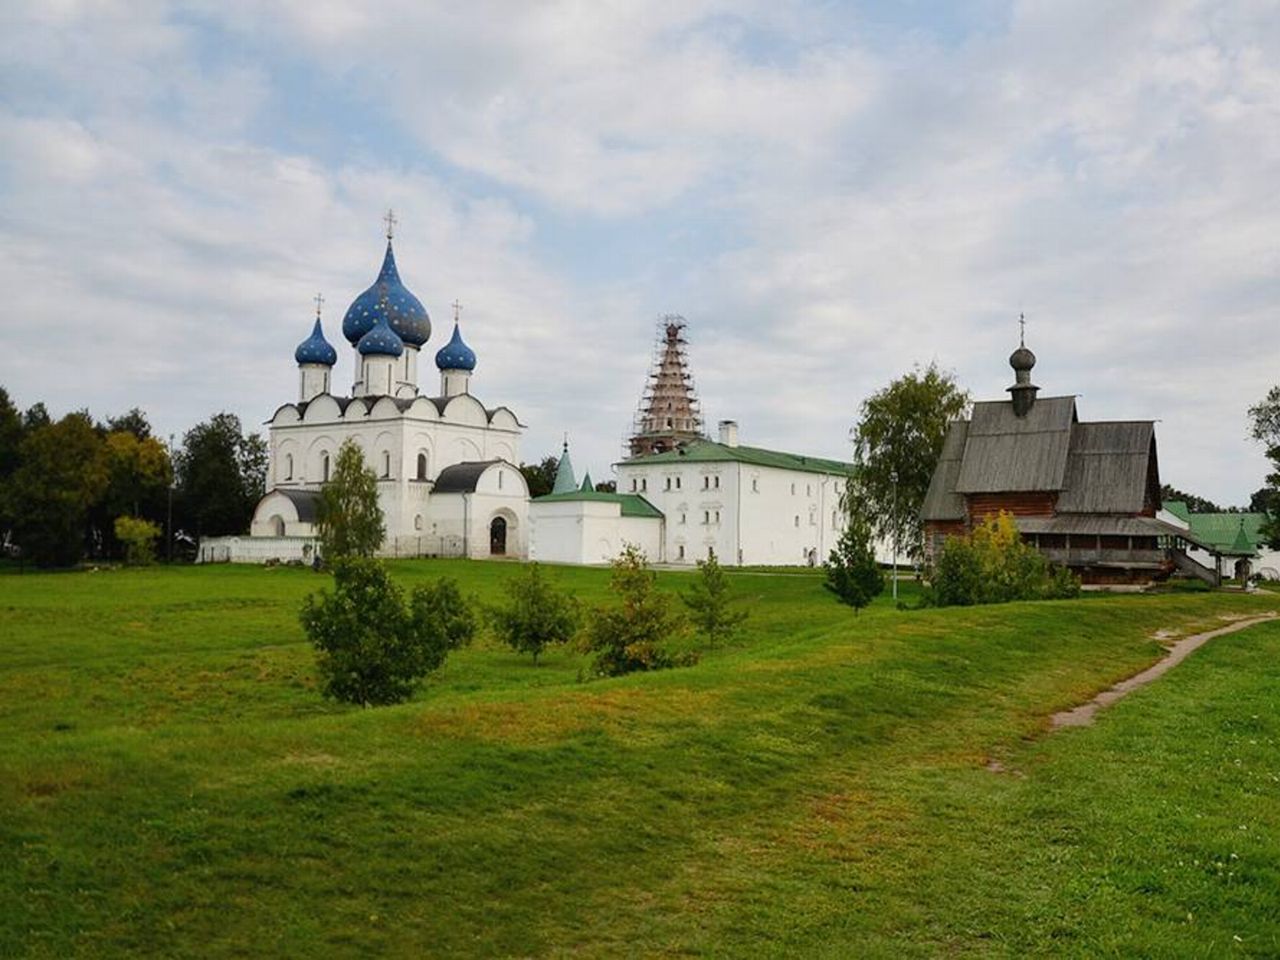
[200, 220, 529, 563]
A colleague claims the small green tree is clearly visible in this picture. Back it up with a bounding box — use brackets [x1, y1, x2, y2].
[318, 439, 385, 562]
[114, 515, 161, 565]
[301, 558, 475, 706]
[682, 549, 747, 646]
[824, 505, 885, 613]
[490, 563, 580, 664]
[584, 544, 688, 676]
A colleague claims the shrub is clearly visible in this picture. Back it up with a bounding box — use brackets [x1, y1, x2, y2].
[928, 512, 1080, 607]
[114, 515, 161, 565]
[824, 506, 884, 613]
[683, 549, 748, 646]
[301, 558, 475, 705]
[490, 563, 580, 664]
[584, 544, 690, 676]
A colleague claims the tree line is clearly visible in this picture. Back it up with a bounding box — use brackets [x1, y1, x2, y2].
[0, 386, 267, 567]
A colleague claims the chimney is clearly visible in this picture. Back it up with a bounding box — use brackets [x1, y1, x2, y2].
[718, 420, 739, 447]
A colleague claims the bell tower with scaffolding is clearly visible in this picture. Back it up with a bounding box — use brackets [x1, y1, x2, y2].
[627, 315, 705, 457]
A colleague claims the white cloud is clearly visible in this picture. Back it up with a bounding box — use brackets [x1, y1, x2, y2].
[1, 1, 1278, 505]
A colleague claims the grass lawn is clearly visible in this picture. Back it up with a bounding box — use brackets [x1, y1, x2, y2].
[2, 562, 1278, 958]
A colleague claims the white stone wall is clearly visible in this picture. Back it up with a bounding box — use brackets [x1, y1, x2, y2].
[616, 460, 848, 566]
[199, 536, 316, 564]
[528, 499, 664, 565]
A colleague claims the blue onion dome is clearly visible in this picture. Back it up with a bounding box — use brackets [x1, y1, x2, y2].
[342, 241, 431, 347]
[357, 312, 404, 357]
[435, 322, 477, 371]
[295, 317, 337, 366]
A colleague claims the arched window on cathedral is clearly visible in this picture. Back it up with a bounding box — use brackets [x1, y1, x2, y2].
[284, 453, 293, 481]
[416, 452, 428, 480]
[321, 453, 330, 482]
[382, 451, 391, 478]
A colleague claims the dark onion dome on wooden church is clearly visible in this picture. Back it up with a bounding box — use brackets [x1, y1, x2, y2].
[356, 310, 404, 357]
[342, 214, 431, 348]
[294, 316, 338, 366]
[435, 321, 477, 371]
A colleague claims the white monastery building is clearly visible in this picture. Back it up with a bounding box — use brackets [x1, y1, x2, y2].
[199, 217, 529, 563]
[528, 421, 852, 566]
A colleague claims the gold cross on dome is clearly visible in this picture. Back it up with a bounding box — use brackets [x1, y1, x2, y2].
[452, 299, 463, 324]
[384, 208, 397, 239]
[314, 292, 324, 317]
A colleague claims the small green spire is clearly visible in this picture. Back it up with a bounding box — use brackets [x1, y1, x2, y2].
[1230, 517, 1253, 554]
[551, 437, 577, 494]
[580, 471, 594, 492]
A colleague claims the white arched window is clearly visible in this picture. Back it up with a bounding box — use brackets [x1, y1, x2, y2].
[382, 451, 391, 478]
[321, 453, 330, 482]
[416, 452, 428, 480]
[414, 514, 423, 531]
[284, 453, 293, 481]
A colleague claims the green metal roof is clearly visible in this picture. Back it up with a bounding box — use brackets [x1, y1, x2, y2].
[621, 439, 852, 475]
[532, 489, 664, 519]
[1186, 512, 1266, 554]
[1162, 500, 1191, 523]
[551, 444, 577, 494]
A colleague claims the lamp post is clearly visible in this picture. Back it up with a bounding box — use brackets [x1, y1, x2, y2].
[890, 469, 898, 601]
[167, 433, 175, 563]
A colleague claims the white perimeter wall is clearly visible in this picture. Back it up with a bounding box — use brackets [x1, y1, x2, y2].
[528, 500, 663, 565]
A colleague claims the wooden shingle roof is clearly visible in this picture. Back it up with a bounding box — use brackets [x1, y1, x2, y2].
[953, 396, 1077, 493]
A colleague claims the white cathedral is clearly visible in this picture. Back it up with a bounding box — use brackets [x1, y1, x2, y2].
[199, 219, 530, 564]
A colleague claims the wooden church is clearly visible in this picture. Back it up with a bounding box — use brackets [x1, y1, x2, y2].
[921, 333, 1186, 585]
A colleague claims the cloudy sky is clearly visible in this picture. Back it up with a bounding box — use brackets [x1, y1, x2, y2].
[1, 0, 1277, 505]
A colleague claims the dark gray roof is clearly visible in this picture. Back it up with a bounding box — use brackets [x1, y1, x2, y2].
[920, 420, 969, 521]
[923, 395, 1161, 523]
[432, 460, 501, 494]
[273, 488, 322, 523]
[1055, 422, 1154, 514]
[954, 396, 1077, 493]
[1014, 514, 1183, 538]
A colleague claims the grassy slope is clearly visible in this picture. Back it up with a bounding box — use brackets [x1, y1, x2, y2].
[1, 563, 1278, 958]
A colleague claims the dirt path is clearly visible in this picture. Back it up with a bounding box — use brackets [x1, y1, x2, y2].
[1051, 612, 1279, 729]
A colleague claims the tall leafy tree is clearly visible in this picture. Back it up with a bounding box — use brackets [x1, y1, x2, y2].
[0, 387, 23, 544]
[8, 412, 108, 566]
[852, 363, 970, 560]
[1159, 484, 1223, 514]
[519, 456, 560, 498]
[1248, 385, 1280, 548]
[106, 408, 153, 440]
[175, 413, 267, 538]
[318, 439, 385, 561]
